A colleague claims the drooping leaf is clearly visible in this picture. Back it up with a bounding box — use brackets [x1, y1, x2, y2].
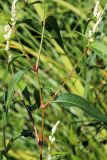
[90, 41, 107, 60]
[22, 86, 31, 105]
[54, 93, 107, 123]
[6, 69, 29, 107]
[16, 19, 32, 25]
[17, 1, 42, 16]
[84, 18, 94, 34]
[34, 89, 40, 108]
[29, 0, 42, 5]
[45, 16, 64, 50]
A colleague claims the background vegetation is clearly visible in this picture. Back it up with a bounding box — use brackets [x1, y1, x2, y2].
[0, 0, 107, 159]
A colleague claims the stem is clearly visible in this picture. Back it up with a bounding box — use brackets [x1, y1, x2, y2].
[37, 72, 42, 101]
[33, 1, 46, 159]
[39, 109, 45, 160]
[35, 0, 45, 70]
[25, 105, 39, 143]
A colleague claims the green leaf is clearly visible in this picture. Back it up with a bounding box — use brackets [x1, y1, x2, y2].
[30, 103, 38, 111]
[21, 129, 34, 139]
[34, 89, 40, 108]
[6, 70, 29, 107]
[90, 41, 107, 60]
[45, 16, 64, 50]
[16, 19, 32, 25]
[29, 0, 42, 5]
[84, 18, 94, 34]
[52, 151, 72, 156]
[54, 93, 107, 123]
[22, 86, 31, 105]
[8, 55, 25, 67]
[75, 31, 86, 38]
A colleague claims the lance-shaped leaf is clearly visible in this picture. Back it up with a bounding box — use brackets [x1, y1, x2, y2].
[29, 0, 42, 5]
[54, 93, 107, 123]
[90, 41, 107, 60]
[16, 19, 32, 25]
[45, 16, 64, 50]
[6, 70, 29, 107]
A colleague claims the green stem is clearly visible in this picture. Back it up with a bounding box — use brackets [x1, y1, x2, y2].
[36, 0, 46, 69]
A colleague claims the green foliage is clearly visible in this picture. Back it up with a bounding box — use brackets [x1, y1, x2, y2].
[55, 93, 107, 123]
[34, 89, 40, 108]
[0, 0, 107, 160]
[90, 41, 107, 59]
[6, 70, 29, 108]
[22, 86, 31, 105]
[45, 16, 64, 50]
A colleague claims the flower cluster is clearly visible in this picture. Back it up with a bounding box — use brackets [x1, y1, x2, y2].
[93, 0, 100, 18]
[4, 0, 18, 52]
[88, 1, 107, 43]
[47, 121, 60, 160]
[4, 25, 12, 51]
[11, 0, 18, 26]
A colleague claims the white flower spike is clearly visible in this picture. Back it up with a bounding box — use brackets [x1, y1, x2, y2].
[11, 0, 18, 26]
[88, 1, 107, 43]
[47, 154, 51, 160]
[52, 121, 60, 135]
[4, 0, 18, 52]
[49, 136, 55, 144]
[47, 121, 60, 160]
[93, 0, 100, 17]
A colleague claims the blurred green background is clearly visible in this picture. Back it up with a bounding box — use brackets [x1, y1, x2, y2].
[1, 0, 107, 159]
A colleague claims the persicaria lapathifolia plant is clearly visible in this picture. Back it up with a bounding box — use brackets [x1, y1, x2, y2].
[1, 0, 107, 159]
